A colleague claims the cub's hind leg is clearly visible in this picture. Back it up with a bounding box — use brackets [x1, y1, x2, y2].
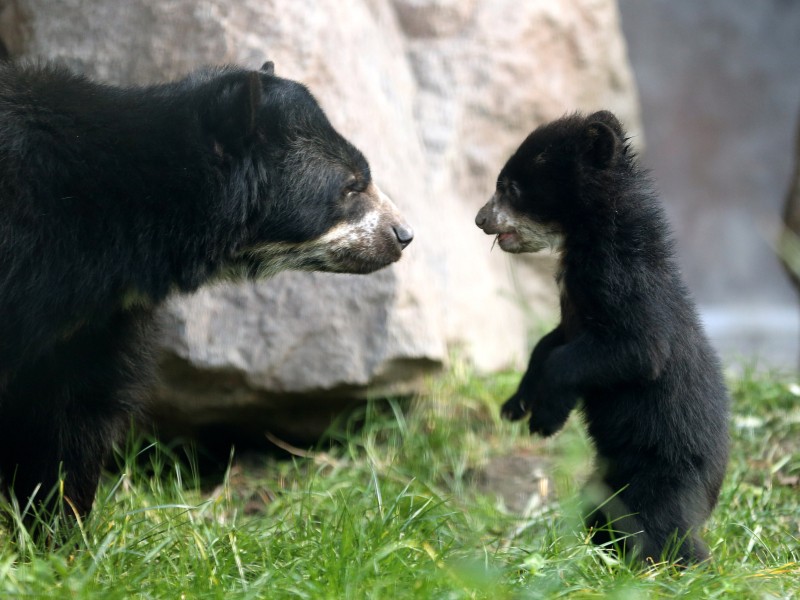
[583, 474, 711, 565]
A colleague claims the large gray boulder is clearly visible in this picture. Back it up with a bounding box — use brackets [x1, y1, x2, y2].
[1, 0, 640, 438]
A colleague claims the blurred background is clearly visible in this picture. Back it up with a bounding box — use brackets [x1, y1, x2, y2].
[0, 0, 796, 441]
[619, 0, 800, 373]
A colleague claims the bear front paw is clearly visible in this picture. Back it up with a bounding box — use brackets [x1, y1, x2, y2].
[527, 412, 563, 437]
[500, 393, 530, 421]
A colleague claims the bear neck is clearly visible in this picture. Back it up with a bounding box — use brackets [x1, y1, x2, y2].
[559, 183, 677, 291]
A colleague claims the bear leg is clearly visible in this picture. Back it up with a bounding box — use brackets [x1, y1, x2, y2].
[0, 311, 153, 527]
[583, 473, 712, 566]
[0, 373, 129, 524]
[501, 326, 565, 421]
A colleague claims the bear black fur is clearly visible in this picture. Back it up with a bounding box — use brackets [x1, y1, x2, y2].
[475, 111, 729, 564]
[0, 61, 412, 521]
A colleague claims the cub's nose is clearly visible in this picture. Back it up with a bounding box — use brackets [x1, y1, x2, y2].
[393, 224, 414, 249]
[475, 200, 492, 229]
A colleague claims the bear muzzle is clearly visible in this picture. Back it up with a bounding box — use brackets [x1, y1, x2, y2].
[376, 186, 413, 251]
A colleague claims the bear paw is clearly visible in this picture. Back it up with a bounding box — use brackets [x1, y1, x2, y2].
[500, 393, 530, 421]
[528, 412, 563, 437]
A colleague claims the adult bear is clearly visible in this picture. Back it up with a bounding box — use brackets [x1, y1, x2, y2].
[0, 61, 413, 521]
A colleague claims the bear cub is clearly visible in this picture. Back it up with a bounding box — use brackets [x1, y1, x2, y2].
[475, 111, 729, 564]
[0, 60, 412, 525]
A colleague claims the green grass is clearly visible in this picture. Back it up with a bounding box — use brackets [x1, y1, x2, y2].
[1, 363, 799, 598]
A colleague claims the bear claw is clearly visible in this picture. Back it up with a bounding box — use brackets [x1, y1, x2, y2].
[500, 395, 529, 421]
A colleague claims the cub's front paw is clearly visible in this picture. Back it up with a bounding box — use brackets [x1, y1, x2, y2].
[500, 393, 530, 421]
[527, 411, 563, 437]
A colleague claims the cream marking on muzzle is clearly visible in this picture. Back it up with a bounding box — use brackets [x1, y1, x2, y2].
[481, 193, 564, 253]
[513, 217, 564, 252]
[228, 183, 406, 280]
[488, 193, 514, 230]
[318, 183, 401, 250]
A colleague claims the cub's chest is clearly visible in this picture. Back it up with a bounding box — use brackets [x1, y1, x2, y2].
[557, 269, 583, 340]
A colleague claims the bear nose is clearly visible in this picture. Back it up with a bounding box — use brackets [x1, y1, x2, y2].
[393, 224, 414, 249]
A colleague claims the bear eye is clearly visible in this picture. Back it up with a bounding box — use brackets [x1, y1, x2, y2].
[342, 178, 366, 199]
[504, 181, 522, 204]
[507, 184, 527, 209]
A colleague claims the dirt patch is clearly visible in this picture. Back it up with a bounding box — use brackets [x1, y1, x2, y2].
[475, 450, 554, 515]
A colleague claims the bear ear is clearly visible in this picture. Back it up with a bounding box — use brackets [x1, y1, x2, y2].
[586, 110, 624, 136]
[260, 61, 275, 76]
[581, 120, 619, 169]
[207, 71, 263, 154]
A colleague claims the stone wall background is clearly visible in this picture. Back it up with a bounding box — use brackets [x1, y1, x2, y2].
[0, 0, 641, 439]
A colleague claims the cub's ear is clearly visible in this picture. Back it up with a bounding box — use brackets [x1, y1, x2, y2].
[260, 61, 275, 76]
[587, 110, 624, 136]
[205, 71, 263, 154]
[582, 120, 619, 169]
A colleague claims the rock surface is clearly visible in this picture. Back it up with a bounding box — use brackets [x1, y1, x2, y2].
[2, 0, 640, 438]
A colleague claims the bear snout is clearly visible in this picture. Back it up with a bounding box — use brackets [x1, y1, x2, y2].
[475, 195, 500, 233]
[392, 223, 414, 249]
[297, 183, 413, 274]
[373, 185, 413, 251]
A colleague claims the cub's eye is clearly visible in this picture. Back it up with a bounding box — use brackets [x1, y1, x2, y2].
[507, 184, 526, 209]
